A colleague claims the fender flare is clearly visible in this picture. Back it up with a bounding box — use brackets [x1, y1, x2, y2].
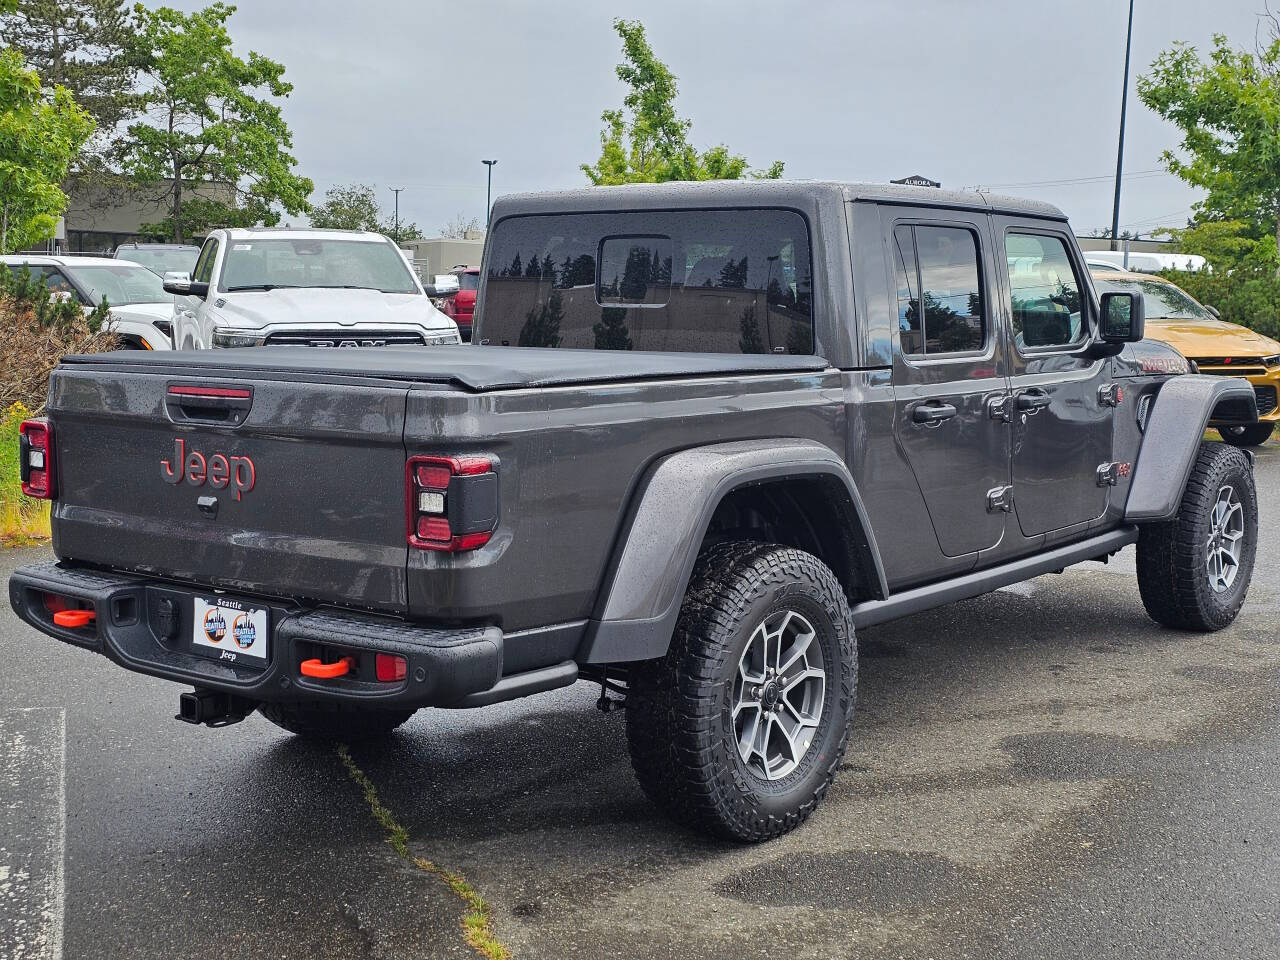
[1126, 374, 1257, 522]
[578, 438, 889, 663]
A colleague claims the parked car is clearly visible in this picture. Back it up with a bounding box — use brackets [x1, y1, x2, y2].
[0, 255, 174, 349]
[113, 242, 201, 278]
[1091, 267, 1280, 446]
[162, 228, 460, 348]
[1085, 250, 1208, 274]
[9, 181, 1258, 843]
[441, 265, 480, 340]
[1085, 258, 1123, 272]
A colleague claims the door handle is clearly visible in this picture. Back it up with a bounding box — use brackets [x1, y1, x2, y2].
[912, 402, 958, 424]
[1017, 390, 1052, 411]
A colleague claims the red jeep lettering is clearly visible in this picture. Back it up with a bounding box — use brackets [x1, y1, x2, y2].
[161, 438, 255, 500]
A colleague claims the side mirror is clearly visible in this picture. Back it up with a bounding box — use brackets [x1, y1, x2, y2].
[163, 270, 191, 283]
[1205, 305, 1221, 320]
[1099, 291, 1145, 343]
[163, 278, 209, 298]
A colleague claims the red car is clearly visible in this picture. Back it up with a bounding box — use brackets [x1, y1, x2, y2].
[442, 266, 480, 340]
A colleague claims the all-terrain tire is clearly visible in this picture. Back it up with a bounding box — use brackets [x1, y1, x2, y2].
[1218, 423, 1275, 447]
[625, 541, 857, 842]
[1136, 441, 1257, 631]
[257, 701, 415, 741]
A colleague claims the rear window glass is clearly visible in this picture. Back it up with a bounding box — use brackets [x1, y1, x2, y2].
[480, 209, 813, 353]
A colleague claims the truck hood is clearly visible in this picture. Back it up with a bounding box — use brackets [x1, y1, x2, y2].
[211, 288, 454, 331]
[107, 301, 173, 325]
[1145, 318, 1280, 359]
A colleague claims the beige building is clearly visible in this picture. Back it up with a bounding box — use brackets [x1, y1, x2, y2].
[57, 176, 237, 252]
[401, 235, 486, 279]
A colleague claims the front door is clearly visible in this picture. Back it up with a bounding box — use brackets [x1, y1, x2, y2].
[888, 210, 1011, 558]
[997, 222, 1112, 537]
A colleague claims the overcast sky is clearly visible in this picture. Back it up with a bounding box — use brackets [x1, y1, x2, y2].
[156, 0, 1267, 237]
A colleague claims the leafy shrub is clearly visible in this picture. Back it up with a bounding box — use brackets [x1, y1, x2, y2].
[0, 401, 49, 542]
[1160, 266, 1280, 341]
[1156, 219, 1280, 341]
[0, 267, 117, 541]
[0, 265, 115, 413]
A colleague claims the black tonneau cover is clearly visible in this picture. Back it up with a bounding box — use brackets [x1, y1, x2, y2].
[59, 345, 830, 392]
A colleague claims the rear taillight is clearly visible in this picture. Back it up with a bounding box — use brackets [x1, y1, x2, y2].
[19, 419, 54, 499]
[406, 455, 498, 551]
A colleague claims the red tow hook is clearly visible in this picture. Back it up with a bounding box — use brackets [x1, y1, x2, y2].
[299, 656, 355, 679]
[53, 609, 96, 628]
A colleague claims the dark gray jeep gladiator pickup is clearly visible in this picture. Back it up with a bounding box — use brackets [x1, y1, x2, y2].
[10, 181, 1261, 841]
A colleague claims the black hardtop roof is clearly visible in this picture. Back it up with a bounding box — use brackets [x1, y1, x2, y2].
[490, 179, 1066, 222]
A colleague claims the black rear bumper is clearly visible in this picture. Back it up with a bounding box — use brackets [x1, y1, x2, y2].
[9, 561, 503, 708]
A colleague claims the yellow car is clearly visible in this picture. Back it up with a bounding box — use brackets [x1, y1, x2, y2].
[1091, 269, 1280, 446]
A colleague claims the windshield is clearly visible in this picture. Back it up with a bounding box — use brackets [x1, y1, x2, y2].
[116, 246, 199, 277]
[458, 271, 481, 292]
[218, 238, 419, 294]
[66, 263, 169, 306]
[1094, 276, 1213, 322]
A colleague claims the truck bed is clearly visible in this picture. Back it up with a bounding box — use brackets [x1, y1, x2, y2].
[45, 345, 843, 633]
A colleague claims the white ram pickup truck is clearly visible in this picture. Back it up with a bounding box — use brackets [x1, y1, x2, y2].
[163, 228, 460, 349]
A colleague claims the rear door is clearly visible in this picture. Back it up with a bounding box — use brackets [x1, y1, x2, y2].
[996, 220, 1112, 536]
[49, 369, 411, 613]
[885, 207, 1012, 558]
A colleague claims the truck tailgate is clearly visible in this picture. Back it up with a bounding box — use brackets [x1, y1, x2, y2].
[48, 369, 411, 614]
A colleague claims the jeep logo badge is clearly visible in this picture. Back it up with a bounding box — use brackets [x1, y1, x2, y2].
[161, 437, 255, 500]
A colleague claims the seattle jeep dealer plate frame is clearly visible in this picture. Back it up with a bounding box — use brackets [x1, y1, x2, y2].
[191, 596, 269, 664]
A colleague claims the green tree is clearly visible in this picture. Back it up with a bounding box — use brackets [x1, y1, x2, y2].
[439, 212, 482, 239]
[518, 290, 564, 348]
[593, 308, 632, 350]
[0, 0, 136, 167]
[0, 47, 94, 251]
[738, 304, 764, 353]
[119, 2, 312, 243]
[308, 182, 423, 240]
[1138, 31, 1280, 274]
[582, 20, 783, 185]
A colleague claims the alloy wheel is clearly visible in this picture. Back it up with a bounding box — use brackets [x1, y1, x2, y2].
[1206, 484, 1245, 593]
[731, 609, 826, 780]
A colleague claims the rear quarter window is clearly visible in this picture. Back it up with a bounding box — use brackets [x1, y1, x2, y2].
[480, 209, 813, 354]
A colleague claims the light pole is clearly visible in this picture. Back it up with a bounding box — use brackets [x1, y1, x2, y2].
[1110, 0, 1135, 252]
[390, 186, 404, 243]
[482, 159, 497, 226]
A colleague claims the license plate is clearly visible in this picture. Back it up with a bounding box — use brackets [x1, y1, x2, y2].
[192, 597, 269, 664]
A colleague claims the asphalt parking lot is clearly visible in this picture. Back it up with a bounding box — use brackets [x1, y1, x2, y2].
[2, 440, 1278, 960]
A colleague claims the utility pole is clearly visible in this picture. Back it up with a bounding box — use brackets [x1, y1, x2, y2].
[390, 187, 404, 243]
[482, 160, 497, 227]
[1110, 0, 1135, 252]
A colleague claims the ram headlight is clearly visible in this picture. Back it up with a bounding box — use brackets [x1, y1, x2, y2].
[1262, 354, 1280, 368]
[422, 330, 462, 346]
[211, 328, 267, 348]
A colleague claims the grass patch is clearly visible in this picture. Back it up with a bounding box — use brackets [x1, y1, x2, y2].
[0, 402, 49, 544]
[337, 743, 511, 960]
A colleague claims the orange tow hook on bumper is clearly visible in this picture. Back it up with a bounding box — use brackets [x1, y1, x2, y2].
[299, 656, 355, 679]
[53, 609, 96, 628]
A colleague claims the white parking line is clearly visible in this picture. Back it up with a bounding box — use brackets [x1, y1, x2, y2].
[0, 709, 66, 960]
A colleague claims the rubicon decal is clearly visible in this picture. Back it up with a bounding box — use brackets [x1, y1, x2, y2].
[161, 437, 255, 500]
